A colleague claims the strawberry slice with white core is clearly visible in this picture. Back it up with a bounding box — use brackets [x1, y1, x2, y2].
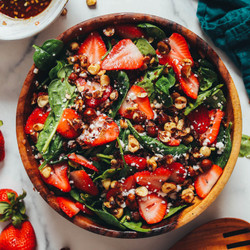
[138, 193, 167, 224]
[70, 170, 99, 196]
[194, 164, 223, 198]
[57, 197, 80, 218]
[79, 114, 119, 147]
[200, 109, 225, 145]
[134, 167, 172, 192]
[101, 39, 144, 70]
[78, 31, 107, 64]
[68, 153, 99, 172]
[119, 85, 154, 120]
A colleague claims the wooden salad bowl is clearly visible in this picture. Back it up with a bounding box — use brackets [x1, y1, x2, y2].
[16, 13, 242, 238]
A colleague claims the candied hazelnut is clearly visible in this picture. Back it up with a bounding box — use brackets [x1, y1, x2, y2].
[147, 156, 158, 171]
[181, 188, 194, 203]
[164, 122, 177, 133]
[158, 131, 171, 143]
[100, 74, 110, 86]
[200, 146, 211, 157]
[120, 119, 128, 129]
[161, 182, 177, 194]
[87, 63, 100, 75]
[37, 94, 49, 108]
[174, 96, 187, 110]
[83, 108, 97, 122]
[86, 0, 97, 6]
[200, 159, 213, 172]
[103, 27, 115, 37]
[102, 178, 111, 190]
[135, 186, 148, 197]
[157, 39, 171, 55]
[40, 166, 52, 178]
[69, 42, 79, 51]
[128, 135, 140, 153]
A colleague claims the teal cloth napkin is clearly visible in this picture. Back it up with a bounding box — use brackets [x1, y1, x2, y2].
[197, 0, 250, 99]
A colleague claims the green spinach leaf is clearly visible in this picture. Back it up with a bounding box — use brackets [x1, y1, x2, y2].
[197, 64, 218, 91]
[93, 168, 119, 182]
[137, 23, 166, 42]
[36, 65, 75, 155]
[184, 84, 223, 115]
[127, 120, 189, 155]
[214, 123, 232, 168]
[123, 221, 151, 232]
[164, 205, 187, 219]
[155, 68, 176, 107]
[239, 134, 250, 158]
[134, 38, 156, 56]
[136, 65, 166, 100]
[33, 39, 64, 71]
[111, 71, 130, 118]
[205, 89, 226, 110]
[49, 60, 67, 80]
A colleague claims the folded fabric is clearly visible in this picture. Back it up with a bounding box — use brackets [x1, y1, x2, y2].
[197, 0, 250, 99]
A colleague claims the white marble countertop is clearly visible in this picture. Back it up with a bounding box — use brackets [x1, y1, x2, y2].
[0, 0, 249, 249]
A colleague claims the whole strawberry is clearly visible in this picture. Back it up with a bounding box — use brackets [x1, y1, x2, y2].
[0, 220, 36, 250]
[0, 121, 5, 162]
[0, 189, 37, 250]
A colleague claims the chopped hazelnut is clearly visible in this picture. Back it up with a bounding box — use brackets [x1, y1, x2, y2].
[102, 178, 111, 190]
[86, 0, 97, 6]
[110, 180, 118, 189]
[135, 186, 148, 197]
[128, 135, 140, 153]
[200, 146, 211, 157]
[181, 188, 194, 203]
[70, 42, 79, 51]
[147, 156, 158, 171]
[87, 63, 100, 75]
[175, 96, 187, 110]
[33, 123, 44, 132]
[120, 119, 128, 129]
[40, 166, 52, 179]
[103, 27, 115, 37]
[161, 182, 177, 194]
[157, 39, 171, 55]
[100, 74, 110, 86]
[177, 119, 185, 130]
[109, 90, 118, 101]
[113, 208, 123, 219]
[158, 131, 171, 143]
[37, 95, 49, 108]
[164, 122, 176, 133]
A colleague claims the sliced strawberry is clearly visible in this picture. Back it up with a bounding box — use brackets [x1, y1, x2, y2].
[79, 114, 119, 147]
[166, 162, 187, 184]
[200, 109, 225, 145]
[194, 164, 223, 198]
[78, 31, 107, 64]
[41, 162, 71, 192]
[106, 188, 120, 201]
[157, 33, 199, 99]
[68, 153, 99, 172]
[179, 73, 199, 99]
[101, 39, 144, 70]
[115, 25, 145, 39]
[76, 78, 112, 108]
[187, 106, 210, 134]
[56, 108, 81, 139]
[138, 193, 167, 224]
[24, 107, 49, 135]
[0, 130, 5, 162]
[134, 167, 172, 192]
[119, 85, 154, 120]
[70, 170, 98, 196]
[122, 175, 136, 192]
[57, 197, 80, 218]
[124, 155, 147, 171]
[0, 189, 17, 203]
[75, 202, 94, 215]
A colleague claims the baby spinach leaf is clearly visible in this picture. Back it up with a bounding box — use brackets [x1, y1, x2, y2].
[134, 38, 156, 56]
[41, 39, 64, 56]
[184, 84, 223, 115]
[239, 134, 250, 158]
[138, 23, 166, 42]
[164, 205, 187, 219]
[85, 204, 126, 230]
[93, 168, 120, 182]
[197, 65, 218, 91]
[117, 137, 129, 178]
[33, 39, 64, 71]
[155, 68, 176, 107]
[122, 221, 151, 232]
[136, 65, 166, 99]
[127, 120, 189, 155]
[36, 65, 75, 154]
[205, 89, 226, 110]
[33, 45, 55, 71]
[70, 189, 84, 203]
[214, 123, 232, 168]
[49, 60, 67, 80]
[111, 71, 130, 118]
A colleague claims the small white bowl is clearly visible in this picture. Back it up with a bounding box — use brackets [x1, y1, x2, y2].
[0, 0, 68, 40]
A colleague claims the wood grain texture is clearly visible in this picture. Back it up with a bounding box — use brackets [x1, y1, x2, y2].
[170, 218, 250, 250]
[16, 13, 242, 238]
